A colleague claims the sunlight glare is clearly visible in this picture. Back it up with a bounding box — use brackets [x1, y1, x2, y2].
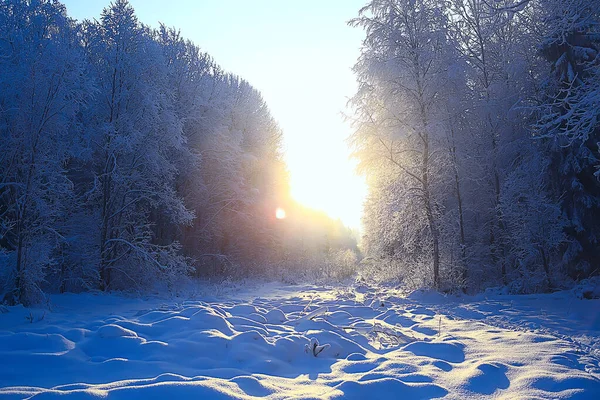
[283, 108, 367, 230]
[275, 207, 287, 219]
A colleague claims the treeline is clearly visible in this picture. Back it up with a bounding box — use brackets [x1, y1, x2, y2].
[275, 203, 360, 282]
[0, 0, 357, 305]
[351, 0, 600, 292]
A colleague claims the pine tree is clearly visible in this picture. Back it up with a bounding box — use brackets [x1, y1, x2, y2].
[536, 0, 600, 278]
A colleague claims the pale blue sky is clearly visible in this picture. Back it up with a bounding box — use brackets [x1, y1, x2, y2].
[61, 0, 367, 229]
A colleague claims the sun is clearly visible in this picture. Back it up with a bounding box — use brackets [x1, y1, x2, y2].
[286, 152, 367, 230]
[279, 100, 367, 230]
[275, 208, 287, 219]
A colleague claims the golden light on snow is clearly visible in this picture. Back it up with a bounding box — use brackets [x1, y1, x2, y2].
[275, 207, 287, 219]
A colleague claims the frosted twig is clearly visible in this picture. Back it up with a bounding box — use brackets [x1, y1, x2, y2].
[295, 306, 328, 322]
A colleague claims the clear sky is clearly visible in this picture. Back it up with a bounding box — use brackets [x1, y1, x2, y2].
[61, 0, 368, 230]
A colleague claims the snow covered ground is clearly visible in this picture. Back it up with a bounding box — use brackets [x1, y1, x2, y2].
[1, 281, 599, 399]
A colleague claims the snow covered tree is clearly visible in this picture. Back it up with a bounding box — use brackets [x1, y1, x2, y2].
[534, 0, 600, 279]
[0, 0, 306, 302]
[350, 0, 453, 288]
[154, 24, 289, 274]
[188, 75, 287, 270]
[352, 0, 571, 292]
[499, 143, 566, 291]
[79, 0, 193, 290]
[0, 0, 86, 304]
[447, 0, 528, 284]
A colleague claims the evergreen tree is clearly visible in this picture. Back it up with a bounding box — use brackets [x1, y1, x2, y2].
[536, 0, 600, 278]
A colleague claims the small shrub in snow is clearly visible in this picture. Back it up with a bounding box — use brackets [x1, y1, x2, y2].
[25, 310, 45, 324]
[305, 337, 330, 357]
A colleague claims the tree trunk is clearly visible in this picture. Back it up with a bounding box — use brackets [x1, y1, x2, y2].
[456, 171, 467, 291]
[539, 246, 552, 289]
[424, 197, 440, 289]
[422, 126, 440, 289]
[99, 163, 111, 291]
[450, 124, 467, 291]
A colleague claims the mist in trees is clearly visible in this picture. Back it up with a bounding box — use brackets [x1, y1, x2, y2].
[0, 0, 358, 305]
[351, 0, 600, 293]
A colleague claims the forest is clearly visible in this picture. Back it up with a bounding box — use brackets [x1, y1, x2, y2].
[351, 0, 600, 293]
[0, 0, 357, 305]
[1, 0, 600, 306]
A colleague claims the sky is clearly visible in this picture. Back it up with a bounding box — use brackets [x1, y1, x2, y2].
[61, 0, 368, 230]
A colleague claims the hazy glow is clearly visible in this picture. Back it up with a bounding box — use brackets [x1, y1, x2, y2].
[287, 145, 367, 230]
[61, 0, 367, 229]
[275, 208, 287, 220]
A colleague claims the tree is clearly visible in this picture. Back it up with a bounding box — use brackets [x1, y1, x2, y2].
[0, 0, 299, 303]
[80, 0, 192, 290]
[351, 0, 571, 292]
[0, 0, 86, 304]
[535, 0, 600, 278]
[350, 0, 452, 288]
[499, 141, 566, 291]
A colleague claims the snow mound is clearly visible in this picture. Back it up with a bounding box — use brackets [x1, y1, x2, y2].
[97, 324, 138, 338]
[0, 283, 599, 398]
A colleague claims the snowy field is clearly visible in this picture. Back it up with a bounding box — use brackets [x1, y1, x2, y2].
[1, 282, 599, 399]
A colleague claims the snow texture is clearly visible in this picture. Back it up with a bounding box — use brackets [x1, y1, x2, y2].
[0, 282, 599, 399]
